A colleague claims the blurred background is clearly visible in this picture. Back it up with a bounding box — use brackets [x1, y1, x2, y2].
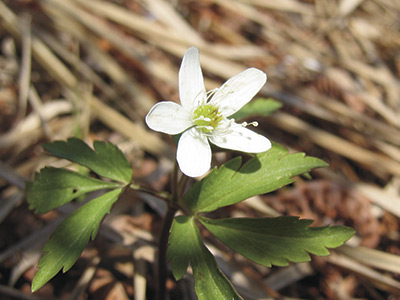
[0, 0, 400, 299]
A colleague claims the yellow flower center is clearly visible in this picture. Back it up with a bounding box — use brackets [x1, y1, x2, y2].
[193, 104, 223, 133]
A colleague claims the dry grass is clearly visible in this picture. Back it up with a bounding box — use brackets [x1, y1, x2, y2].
[0, 0, 400, 299]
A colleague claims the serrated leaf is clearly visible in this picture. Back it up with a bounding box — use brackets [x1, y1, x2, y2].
[200, 216, 355, 267]
[32, 188, 123, 292]
[185, 144, 328, 213]
[27, 167, 121, 214]
[43, 138, 132, 183]
[231, 98, 282, 120]
[167, 216, 243, 300]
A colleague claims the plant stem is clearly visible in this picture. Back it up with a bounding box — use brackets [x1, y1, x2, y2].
[156, 205, 177, 300]
[130, 182, 171, 200]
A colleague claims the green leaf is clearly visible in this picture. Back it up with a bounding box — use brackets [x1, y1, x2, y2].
[167, 216, 243, 300]
[185, 144, 328, 213]
[27, 167, 121, 214]
[200, 216, 355, 267]
[43, 138, 132, 183]
[32, 188, 123, 292]
[231, 98, 282, 120]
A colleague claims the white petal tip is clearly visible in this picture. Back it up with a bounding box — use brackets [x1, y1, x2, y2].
[248, 67, 267, 84]
[252, 139, 272, 153]
[180, 167, 209, 178]
[177, 129, 212, 178]
[178, 158, 211, 177]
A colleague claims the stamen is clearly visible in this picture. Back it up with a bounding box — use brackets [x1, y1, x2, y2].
[192, 103, 223, 133]
[193, 115, 212, 122]
[213, 119, 235, 135]
[197, 125, 214, 131]
[205, 126, 214, 131]
[205, 88, 219, 102]
[193, 90, 207, 106]
[241, 121, 259, 127]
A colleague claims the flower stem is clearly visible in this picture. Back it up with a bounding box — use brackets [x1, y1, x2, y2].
[156, 205, 177, 300]
[130, 183, 170, 202]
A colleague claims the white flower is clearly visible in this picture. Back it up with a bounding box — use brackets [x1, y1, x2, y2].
[146, 47, 271, 177]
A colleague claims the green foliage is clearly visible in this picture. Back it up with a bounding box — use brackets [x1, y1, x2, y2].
[27, 137, 353, 300]
[231, 97, 282, 120]
[27, 167, 121, 214]
[27, 139, 133, 291]
[32, 188, 123, 292]
[185, 144, 328, 213]
[167, 216, 243, 300]
[43, 138, 132, 183]
[200, 216, 355, 267]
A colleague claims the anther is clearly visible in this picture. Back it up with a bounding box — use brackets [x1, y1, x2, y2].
[197, 125, 214, 131]
[242, 121, 259, 127]
[194, 115, 211, 122]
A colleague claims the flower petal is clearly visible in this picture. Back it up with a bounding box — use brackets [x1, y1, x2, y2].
[145, 101, 192, 134]
[179, 47, 206, 110]
[210, 68, 267, 117]
[209, 123, 271, 153]
[177, 128, 211, 177]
